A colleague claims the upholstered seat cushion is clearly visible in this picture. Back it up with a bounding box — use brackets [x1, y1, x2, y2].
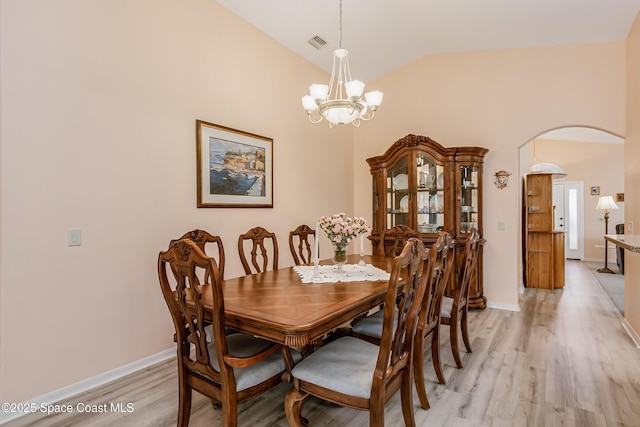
[207, 333, 302, 391]
[291, 336, 380, 399]
[351, 308, 400, 340]
[440, 296, 453, 319]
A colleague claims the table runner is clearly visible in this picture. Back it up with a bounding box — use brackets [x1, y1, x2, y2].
[293, 264, 391, 284]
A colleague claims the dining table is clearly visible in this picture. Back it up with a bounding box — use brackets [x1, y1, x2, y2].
[198, 254, 395, 348]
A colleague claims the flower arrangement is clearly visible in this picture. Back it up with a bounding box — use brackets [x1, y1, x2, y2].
[317, 213, 370, 247]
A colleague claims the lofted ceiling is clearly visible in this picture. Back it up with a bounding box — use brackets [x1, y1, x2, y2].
[217, 0, 640, 83]
[217, 1, 638, 143]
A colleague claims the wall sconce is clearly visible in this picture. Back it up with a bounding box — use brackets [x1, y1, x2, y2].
[494, 170, 511, 189]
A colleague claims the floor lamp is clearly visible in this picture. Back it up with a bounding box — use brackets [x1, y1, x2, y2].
[595, 195, 619, 274]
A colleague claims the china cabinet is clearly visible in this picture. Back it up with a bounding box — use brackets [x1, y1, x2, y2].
[524, 173, 565, 289]
[367, 134, 489, 309]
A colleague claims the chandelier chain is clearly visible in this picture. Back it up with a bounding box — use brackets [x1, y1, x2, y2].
[339, 0, 343, 49]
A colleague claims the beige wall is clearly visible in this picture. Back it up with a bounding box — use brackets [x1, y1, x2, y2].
[1, 0, 637, 405]
[625, 12, 640, 340]
[530, 138, 625, 261]
[354, 43, 626, 309]
[0, 0, 353, 402]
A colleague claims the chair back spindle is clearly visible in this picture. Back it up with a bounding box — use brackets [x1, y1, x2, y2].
[289, 224, 315, 266]
[238, 226, 279, 275]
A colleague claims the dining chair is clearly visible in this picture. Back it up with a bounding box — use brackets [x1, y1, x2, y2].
[350, 232, 455, 409]
[158, 239, 301, 427]
[288, 224, 315, 266]
[413, 232, 455, 408]
[285, 238, 429, 427]
[171, 229, 226, 280]
[376, 224, 421, 257]
[440, 228, 480, 369]
[238, 226, 279, 275]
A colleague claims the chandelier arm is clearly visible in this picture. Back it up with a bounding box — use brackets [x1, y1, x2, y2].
[359, 110, 375, 121]
[337, 55, 345, 101]
[307, 112, 323, 124]
[328, 54, 338, 100]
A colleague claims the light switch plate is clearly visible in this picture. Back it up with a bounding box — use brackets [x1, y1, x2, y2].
[68, 228, 82, 246]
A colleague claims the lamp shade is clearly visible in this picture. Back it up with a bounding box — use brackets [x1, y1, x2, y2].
[530, 162, 567, 179]
[595, 195, 619, 211]
[365, 90, 383, 108]
[301, 95, 318, 111]
[309, 84, 329, 101]
[345, 80, 365, 98]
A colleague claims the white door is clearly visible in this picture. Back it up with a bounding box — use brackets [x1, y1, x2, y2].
[553, 181, 584, 260]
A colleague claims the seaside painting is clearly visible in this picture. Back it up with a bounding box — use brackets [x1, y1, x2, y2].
[209, 138, 265, 197]
[196, 120, 272, 208]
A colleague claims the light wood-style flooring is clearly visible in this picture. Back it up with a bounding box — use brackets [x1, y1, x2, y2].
[6, 260, 640, 426]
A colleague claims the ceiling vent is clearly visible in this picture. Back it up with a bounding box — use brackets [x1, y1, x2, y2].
[308, 35, 327, 50]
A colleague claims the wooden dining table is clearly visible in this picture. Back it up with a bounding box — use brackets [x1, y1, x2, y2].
[199, 254, 394, 347]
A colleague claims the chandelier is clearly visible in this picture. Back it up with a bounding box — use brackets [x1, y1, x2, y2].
[301, 0, 383, 127]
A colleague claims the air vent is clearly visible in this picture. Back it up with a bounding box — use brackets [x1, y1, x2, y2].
[308, 35, 327, 50]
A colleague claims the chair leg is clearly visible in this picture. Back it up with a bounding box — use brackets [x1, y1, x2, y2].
[450, 312, 463, 369]
[413, 332, 430, 410]
[221, 394, 238, 427]
[431, 326, 446, 385]
[400, 369, 417, 427]
[461, 309, 472, 354]
[177, 382, 192, 427]
[285, 387, 310, 427]
[370, 400, 385, 427]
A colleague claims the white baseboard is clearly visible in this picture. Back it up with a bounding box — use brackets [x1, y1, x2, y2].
[0, 348, 175, 425]
[622, 319, 640, 349]
[486, 301, 521, 312]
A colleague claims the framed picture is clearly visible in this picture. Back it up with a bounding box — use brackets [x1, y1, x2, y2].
[196, 120, 273, 208]
[590, 186, 600, 196]
[616, 192, 625, 202]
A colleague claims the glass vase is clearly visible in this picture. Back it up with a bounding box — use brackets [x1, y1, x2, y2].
[332, 242, 348, 269]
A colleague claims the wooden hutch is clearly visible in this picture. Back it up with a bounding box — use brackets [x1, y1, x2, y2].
[524, 173, 565, 289]
[367, 134, 489, 309]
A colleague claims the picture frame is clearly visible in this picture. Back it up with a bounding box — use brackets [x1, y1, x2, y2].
[590, 186, 600, 196]
[616, 192, 625, 202]
[196, 120, 273, 208]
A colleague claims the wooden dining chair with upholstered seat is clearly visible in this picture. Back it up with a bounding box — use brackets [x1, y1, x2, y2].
[288, 224, 315, 266]
[440, 228, 480, 369]
[413, 232, 455, 408]
[158, 239, 301, 427]
[285, 238, 429, 427]
[238, 226, 279, 275]
[376, 224, 421, 257]
[350, 232, 455, 409]
[171, 229, 226, 280]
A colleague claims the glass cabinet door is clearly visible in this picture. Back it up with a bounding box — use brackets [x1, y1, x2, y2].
[459, 165, 479, 234]
[386, 156, 409, 227]
[416, 154, 445, 233]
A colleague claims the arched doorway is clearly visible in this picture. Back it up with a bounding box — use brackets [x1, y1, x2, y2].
[517, 126, 625, 290]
